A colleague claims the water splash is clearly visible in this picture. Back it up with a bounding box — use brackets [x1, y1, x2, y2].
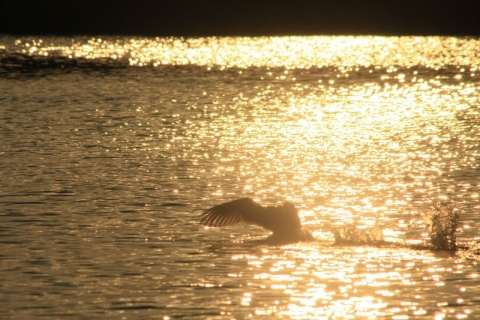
[424, 201, 459, 251]
[332, 224, 385, 246]
[332, 201, 461, 251]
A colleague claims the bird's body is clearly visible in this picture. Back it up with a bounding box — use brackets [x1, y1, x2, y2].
[201, 198, 314, 244]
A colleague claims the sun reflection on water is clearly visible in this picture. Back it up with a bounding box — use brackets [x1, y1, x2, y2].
[4, 34, 479, 318]
[9, 36, 480, 70]
[193, 77, 477, 228]
[15, 35, 475, 233]
[228, 245, 449, 318]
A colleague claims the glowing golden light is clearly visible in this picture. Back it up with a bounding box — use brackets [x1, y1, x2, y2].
[8, 35, 478, 319]
[12, 36, 479, 70]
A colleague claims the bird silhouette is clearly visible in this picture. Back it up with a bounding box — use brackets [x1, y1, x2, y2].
[201, 198, 314, 244]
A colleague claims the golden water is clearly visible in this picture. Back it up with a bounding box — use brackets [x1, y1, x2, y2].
[1, 35, 479, 318]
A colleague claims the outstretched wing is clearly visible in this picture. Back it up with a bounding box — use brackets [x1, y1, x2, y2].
[201, 198, 302, 233]
[201, 198, 264, 227]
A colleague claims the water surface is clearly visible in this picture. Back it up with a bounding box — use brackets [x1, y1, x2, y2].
[1, 35, 480, 319]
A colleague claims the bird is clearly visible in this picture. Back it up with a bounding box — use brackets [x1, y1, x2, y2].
[200, 198, 314, 245]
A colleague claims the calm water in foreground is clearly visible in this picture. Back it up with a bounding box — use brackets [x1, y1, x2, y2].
[1, 35, 480, 319]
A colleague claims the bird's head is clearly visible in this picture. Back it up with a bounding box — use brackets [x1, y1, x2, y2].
[282, 201, 297, 212]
